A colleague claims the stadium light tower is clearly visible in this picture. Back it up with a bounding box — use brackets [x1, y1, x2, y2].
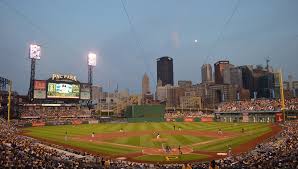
[28, 44, 41, 102]
[88, 52, 96, 101]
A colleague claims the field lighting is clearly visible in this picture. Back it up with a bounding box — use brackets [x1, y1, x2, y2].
[29, 44, 41, 60]
[87, 52, 96, 101]
[88, 52, 96, 66]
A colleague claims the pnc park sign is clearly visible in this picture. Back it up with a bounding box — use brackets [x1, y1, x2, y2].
[52, 74, 77, 82]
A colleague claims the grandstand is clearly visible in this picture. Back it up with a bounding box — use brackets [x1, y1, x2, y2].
[216, 98, 298, 122]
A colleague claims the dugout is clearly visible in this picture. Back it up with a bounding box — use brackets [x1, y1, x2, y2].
[124, 105, 165, 122]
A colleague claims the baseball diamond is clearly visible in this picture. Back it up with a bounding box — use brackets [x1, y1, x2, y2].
[22, 122, 279, 163]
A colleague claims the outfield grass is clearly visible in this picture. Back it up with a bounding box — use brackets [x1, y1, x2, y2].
[107, 134, 214, 148]
[23, 122, 272, 159]
[192, 124, 272, 151]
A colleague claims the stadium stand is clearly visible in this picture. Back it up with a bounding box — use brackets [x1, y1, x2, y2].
[20, 109, 91, 119]
[164, 111, 205, 119]
[0, 117, 5, 123]
[218, 98, 298, 112]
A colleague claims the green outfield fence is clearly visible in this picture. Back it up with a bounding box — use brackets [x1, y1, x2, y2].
[124, 105, 165, 122]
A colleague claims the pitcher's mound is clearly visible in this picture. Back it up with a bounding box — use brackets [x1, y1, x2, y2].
[152, 138, 168, 142]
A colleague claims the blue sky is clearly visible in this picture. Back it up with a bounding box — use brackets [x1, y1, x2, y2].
[0, 0, 297, 94]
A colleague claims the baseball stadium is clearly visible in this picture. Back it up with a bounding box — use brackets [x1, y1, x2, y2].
[1, 45, 298, 169]
[1, 45, 298, 168]
[1, 1, 298, 168]
[2, 73, 298, 169]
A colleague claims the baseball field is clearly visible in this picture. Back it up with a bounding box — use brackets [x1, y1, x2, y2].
[22, 122, 280, 163]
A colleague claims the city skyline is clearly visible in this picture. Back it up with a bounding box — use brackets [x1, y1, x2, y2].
[0, 0, 298, 94]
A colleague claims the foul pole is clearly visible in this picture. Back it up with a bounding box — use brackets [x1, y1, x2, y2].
[279, 69, 286, 121]
[7, 80, 12, 123]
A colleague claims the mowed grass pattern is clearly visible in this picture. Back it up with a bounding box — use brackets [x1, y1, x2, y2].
[24, 122, 272, 155]
[107, 134, 213, 148]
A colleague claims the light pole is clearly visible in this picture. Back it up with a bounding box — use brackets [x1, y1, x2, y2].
[87, 52, 96, 106]
[28, 44, 41, 102]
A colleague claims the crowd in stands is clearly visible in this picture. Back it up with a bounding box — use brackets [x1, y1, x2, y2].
[164, 111, 213, 119]
[218, 98, 298, 112]
[1, 119, 298, 168]
[20, 109, 91, 119]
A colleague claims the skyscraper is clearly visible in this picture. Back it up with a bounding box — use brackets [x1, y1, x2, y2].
[214, 60, 230, 84]
[230, 67, 243, 88]
[201, 64, 212, 83]
[142, 73, 150, 96]
[157, 56, 174, 86]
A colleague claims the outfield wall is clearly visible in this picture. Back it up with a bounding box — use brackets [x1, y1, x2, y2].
[124, 105, 165, 122]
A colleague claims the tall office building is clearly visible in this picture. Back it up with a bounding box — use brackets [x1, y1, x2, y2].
[142, 73, 150, 96]
[240, 65, 254, 91]
[201, 64, 212, 83]
[223, 64, 235, 84]
[230, 67, 243, 88]
[214, 60, 230, 84]
[157, 56, 174, 86]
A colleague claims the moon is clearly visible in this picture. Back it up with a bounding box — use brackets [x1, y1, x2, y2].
[194, 39, 198, 43]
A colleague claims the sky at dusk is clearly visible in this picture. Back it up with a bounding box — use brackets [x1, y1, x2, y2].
[0, 0, 297, 94]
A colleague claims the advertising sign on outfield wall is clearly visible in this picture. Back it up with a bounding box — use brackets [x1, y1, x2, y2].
[201, 117, 213, 122]
[184, 118, 194, 122]
[32, 122, 46, 127]
[88, 120, 99, 124]
[72, 120, 82, 125]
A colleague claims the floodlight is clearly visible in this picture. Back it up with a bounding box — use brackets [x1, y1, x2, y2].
[29, 44, 41, 60]
[88, 52, 96, 66]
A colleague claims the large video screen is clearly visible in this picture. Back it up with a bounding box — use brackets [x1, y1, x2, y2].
[47, 83, 80, 99]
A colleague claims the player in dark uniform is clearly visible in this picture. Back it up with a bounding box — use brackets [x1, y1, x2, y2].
[178, 145, 182, 155]
[64, 131, 68, 141]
